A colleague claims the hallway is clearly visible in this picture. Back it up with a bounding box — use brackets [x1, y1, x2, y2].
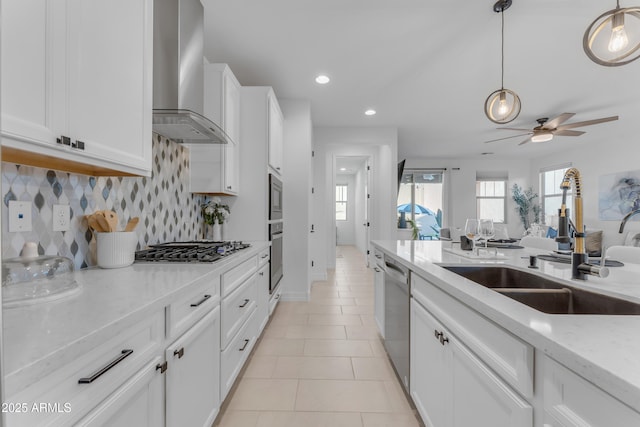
[214, 245, 420, 426]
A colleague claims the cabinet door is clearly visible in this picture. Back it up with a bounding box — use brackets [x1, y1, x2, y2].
[66, 0, 152, 174]
[166, 307, 221, 427]
[450, 336, 532, 427]
[374, 264, 385, 337]
[76, 357, 164, 427]
[256, 262, 270, 333]
[544, 357, 640, 427]
[1, 0, 64, 147]
[410, 299, 450, 427]
[268, 93, 283, 174]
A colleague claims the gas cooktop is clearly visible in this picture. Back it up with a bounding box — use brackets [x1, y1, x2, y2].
[135, 241, 251, 263]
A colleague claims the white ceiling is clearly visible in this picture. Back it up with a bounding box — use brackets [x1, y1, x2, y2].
[336, 156, 368, 176]
[203, 0, 640, 160]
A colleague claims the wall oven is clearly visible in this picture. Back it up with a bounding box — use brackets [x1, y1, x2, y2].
[269, 174, 283, 220]
[269, 222, 283, 294]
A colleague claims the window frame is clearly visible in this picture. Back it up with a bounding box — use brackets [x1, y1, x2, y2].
[335, 184, 348, 221]
[475, 179, 507, 224]
[539, 164, 572, 226]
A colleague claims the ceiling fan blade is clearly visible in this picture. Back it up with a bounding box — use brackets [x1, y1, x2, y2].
[483, 133, 532, 144]
[496, 127, 532, 132]
[543, 113, 576, 129]
[518, 137, 532, 146]
[553, 130, 586, 137]
[556, 115, 619, 130]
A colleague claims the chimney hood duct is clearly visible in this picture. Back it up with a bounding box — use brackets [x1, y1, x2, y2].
[152, 0, 229, 144]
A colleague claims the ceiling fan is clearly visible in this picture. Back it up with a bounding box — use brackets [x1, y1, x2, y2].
[483, 113, 619, 146]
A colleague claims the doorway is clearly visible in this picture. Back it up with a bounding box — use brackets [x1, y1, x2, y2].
[335, 156, 370, 255]
[397, 169, 445, 240]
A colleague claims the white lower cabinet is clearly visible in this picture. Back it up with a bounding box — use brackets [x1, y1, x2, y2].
[165, 307, 221, 427]
[75, 357, 164, 427]
[543, 356, 640, 427]
[256, 258, 270, 334]
[410, 298, 533, 427]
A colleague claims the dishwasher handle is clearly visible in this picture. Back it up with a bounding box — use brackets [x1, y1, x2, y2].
[384, 261, 408, 283]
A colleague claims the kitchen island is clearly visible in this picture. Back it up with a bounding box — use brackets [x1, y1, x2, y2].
[373, 239, 640, 427]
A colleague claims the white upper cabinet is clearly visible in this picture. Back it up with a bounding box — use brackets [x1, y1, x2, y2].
[190, 64, 241, 195]
[268, 91, 284, 175]
[1, 0, 153, 176]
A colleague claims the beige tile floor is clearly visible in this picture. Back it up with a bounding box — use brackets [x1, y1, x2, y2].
[214, 246, 422, 427]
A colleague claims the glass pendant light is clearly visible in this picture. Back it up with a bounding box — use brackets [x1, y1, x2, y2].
[484, 0, 521, 124]
[584, 1, 640, 66]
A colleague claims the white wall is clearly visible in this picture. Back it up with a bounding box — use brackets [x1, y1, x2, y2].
[336, 175, 356, 245]
[404, 156, 531, 239]
[529, 131, 640, 250]
[280, 99, 312, 301]
[312, 127, 398, 279]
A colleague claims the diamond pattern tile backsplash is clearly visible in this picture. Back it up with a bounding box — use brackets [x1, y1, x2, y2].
[2, 135, 208, 269]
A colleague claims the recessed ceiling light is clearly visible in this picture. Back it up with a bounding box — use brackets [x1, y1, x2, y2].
[365, 109, 376, 116]
[481, 152, 494, 156]
[340, 168, 346, 171]
[315, 75, 330, 84]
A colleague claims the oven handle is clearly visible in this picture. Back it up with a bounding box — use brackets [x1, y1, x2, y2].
[270, 232, 283, 239]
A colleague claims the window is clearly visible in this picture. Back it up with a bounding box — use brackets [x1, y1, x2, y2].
[540, 165, 572, 226]
[476, 180, 506, 223]
[336, 184, 348, 221]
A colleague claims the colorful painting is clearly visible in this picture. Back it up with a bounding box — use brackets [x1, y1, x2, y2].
[598, 170, 640, 220]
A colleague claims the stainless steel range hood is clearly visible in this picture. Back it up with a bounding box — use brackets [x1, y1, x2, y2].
[152, 0, 229, 144]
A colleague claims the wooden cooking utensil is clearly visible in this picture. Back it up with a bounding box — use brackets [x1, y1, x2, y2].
[94, 213, 111, 232]
[102, 210, 119, 232]
[124, 217, 140, 232]
[87, 214, 104, 232]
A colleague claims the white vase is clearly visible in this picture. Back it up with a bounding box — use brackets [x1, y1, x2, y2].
[212, 223, 222, 241]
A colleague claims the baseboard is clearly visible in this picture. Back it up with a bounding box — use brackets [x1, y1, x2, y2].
[311, 272, 327, 282]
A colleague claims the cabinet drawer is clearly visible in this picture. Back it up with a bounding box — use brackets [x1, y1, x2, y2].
[258, 247, 270, 267]
[166, 273, 220, 340]
[6, 311, 163, 427]
[544, 357, 640, 427]
[222, 255, 258, 297]
[221, 307, 258, 400]
[221, 274, 258, 349]
[412, 272, 534, 398]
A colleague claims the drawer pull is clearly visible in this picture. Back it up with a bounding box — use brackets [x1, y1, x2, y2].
[174, 347, 185, 359]
[190, 294, 211, 307]
[374, 267, 381, 272]
[434, 329, 443, 340]
[239, 339, 250, 351]
[259, 272, 264, 276]
[261, 254, 269, 259]
[239, 298, 250, 308]
[440, 335, 449, 346]
[78, 349, 133, 384]
[156, 361, 168, 374]
[375, 254, 382, 259]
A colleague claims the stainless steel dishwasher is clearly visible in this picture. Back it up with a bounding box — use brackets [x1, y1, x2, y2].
[383, 256, 410, 392]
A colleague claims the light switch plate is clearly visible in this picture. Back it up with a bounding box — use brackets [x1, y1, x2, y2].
[53, 204, 70, 231]
[8, 201, 32, 232]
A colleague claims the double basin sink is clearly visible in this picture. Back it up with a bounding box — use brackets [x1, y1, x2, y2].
[442, 266, 640, 315]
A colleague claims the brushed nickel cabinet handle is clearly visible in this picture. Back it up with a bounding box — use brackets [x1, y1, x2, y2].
[156, 361, 168, 374]
[174, 347, 185, 358]
[78, 349, 133, 384]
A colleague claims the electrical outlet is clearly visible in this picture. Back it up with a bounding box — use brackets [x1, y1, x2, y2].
[53, 204, 70, 231]
[8, 201, 32, 232]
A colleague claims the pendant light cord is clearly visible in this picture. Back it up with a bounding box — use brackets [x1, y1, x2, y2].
[501, 8, 505, 90]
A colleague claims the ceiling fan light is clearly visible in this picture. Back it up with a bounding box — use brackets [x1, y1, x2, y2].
[484, 89, 521, 124]
[531, 133, 554, 143]
[584, 5, 640, 66]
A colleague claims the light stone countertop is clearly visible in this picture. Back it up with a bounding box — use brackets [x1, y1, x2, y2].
[372, 239, 640, 413]
[2, 242, 269, 398]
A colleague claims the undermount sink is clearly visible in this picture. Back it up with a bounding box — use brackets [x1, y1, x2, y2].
[442, 266, 640, 315]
